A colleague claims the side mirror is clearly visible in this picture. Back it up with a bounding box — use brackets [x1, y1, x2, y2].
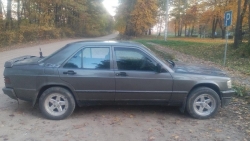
[156, 64, 162, 73]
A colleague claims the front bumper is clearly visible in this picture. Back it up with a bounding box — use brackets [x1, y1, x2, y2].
[221, 90, 235, 107]
[2, 87, 18, 100]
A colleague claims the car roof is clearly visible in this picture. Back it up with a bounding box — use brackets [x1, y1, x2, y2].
[67, 40, 144, 48]
[42, 40, 146, 65]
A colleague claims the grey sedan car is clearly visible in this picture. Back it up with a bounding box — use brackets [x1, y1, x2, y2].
[2, 41, 235, 120]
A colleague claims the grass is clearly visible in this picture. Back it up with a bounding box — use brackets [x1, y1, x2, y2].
[135, 37, 250, 75]
[136, 40, 174, 60]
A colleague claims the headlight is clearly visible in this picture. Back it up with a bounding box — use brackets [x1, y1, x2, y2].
[227, 80, 232, 89]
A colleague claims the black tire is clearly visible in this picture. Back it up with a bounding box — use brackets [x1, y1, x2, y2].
[186, 87, 221, 119]
[39, 87, 75, 120]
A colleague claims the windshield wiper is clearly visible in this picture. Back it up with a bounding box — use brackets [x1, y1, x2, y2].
[166, 60, 175, 67]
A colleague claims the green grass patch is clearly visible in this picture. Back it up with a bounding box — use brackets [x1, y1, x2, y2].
[136, 39, 175, 60]
[135, 38, 250, 75]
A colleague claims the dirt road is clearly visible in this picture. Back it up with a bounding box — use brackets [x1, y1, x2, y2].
[0, 37, 249, 141]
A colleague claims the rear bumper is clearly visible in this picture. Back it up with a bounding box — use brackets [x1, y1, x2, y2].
[221, 90, 235, 107]
[2, 87, 18, 100]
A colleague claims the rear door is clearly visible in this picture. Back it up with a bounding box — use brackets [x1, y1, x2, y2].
[58, 46, 116, 101]
[113, 47, 173, 102]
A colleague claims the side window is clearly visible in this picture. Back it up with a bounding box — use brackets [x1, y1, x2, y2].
[64, 51, 82, 68]
[82, 47, 110, 69]
[115, 48, 157, 71]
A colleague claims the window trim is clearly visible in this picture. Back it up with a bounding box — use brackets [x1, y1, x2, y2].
[61, 46, 113, 70]
[113, 46, 158, 72]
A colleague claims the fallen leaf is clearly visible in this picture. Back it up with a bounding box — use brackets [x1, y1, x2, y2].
[9, 114, 14, 117]
[73, 124, 86, 129]
[149, 136, 155, 141]
[174, 136, 179, 139]
[215, 129, 222, 132]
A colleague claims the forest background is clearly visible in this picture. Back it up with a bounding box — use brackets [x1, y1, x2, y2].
[0, 0, 249, 48]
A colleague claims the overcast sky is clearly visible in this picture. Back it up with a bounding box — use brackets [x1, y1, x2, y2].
[102, 0, 119, 16]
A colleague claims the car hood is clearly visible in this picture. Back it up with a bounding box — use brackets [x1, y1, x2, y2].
[4, 55, 42, 68]
[173, 62, 227, 77]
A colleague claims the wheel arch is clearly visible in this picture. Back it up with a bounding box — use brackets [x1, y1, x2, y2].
[180, 83, 222, 113]
[34, 85, 79, 107]
[188, 83, 221, 100]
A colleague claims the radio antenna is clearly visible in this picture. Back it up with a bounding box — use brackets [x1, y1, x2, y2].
[39, 48, 43, 58]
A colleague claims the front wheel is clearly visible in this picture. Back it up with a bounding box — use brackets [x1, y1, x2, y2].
[186, 87, 221, 119]
[39, 87, 75, 120]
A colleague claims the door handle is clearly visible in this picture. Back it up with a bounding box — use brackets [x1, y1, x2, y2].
[63, 70, 76, 75]
[116, 72, 127, 76]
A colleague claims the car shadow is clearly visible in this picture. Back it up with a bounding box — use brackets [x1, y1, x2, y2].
[72, 105, 188, 119]
[5, 100, 188, 120]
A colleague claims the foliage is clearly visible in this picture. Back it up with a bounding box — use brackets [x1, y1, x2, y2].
[135, 39, 175, 60]
[169, 0, 249, 45]
[233, 84, 248, 97]
[115, 0, 158, 36]
[0, 25, 75, 46]
[0, 0, 114, 47]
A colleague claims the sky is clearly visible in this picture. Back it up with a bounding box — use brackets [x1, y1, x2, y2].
[102, 0, 119, 16]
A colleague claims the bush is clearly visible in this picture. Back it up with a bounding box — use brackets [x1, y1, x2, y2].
[0, 25, 76, 47]
[233, 84, 248, 97]
[84, 30, 101, 37]
[60, 27, 75, 38]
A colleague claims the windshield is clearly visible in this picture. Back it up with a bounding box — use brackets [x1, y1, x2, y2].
[142, 45, 173, 68]
[38, 45, 69, 63]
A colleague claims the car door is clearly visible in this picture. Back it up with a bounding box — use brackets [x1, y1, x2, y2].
[58, 46, 116, 101]
[113, 47, 173, 102]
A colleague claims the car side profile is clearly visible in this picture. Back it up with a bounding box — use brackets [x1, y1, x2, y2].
[2, 41, 235, 120]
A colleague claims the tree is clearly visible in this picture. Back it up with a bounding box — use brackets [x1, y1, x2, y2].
[0, 0, 115, 46]
[248, 1, 250, 44]
[6, 0, 12, 30]
[115, 0, 158, 36]
[0, 0, 3, 20]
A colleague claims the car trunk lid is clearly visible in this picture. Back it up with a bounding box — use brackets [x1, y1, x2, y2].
[4, 55, 42, 68]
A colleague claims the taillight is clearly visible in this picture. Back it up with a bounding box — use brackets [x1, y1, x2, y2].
[4, 77, 11, 84]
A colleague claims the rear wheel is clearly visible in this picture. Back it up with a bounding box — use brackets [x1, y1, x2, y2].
[39, 87, 75, 120]
[186, 87, 221, 119]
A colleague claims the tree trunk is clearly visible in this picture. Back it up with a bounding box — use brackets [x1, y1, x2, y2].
[211, 16, 218, 39]
[55, 3, 59, 27]
[0, 0, 3, 19]
[188, 27, 190, 37]
[158, 16, 162, 36]
[21, 1, 25, 19]
[178, 17, 182, 36]
[174, 20, 177, 37]
[234, 0, 241, 48]
[180, 22, 183, 36]
[238, 0, 248, 41]
[17, 0, 20, 28]
[248, 3, 250, 44]
[191, 25, 194, 36]
[6, 0, 12, 30]
[221, 27, 226, 39]
[149, 28, 151, 35]
[184, 24, 187, 36]
[218, 18, 225, 39]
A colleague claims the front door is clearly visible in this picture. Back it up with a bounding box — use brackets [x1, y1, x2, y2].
[59, 46, 115, 101]
[113, 47, 173, 102]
